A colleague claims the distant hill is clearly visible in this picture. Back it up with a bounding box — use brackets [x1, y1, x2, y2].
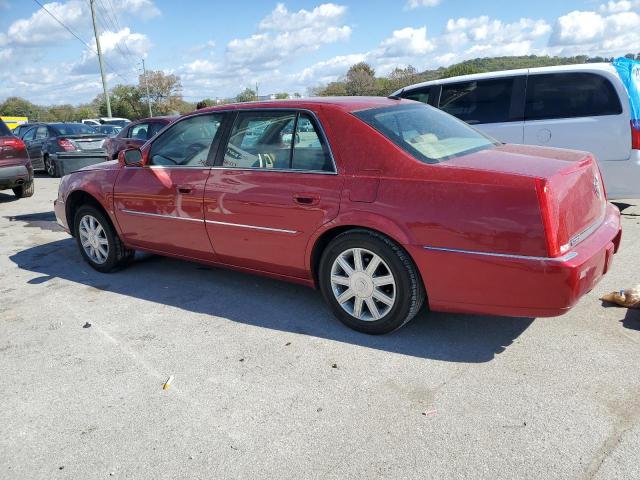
[311, 53, 640, 97]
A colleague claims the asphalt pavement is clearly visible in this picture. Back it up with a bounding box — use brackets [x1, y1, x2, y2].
[1, 175, 639, 480]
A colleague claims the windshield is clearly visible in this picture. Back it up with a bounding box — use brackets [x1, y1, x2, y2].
[353, 103, 497, 164]
[52, 123, 98, 135]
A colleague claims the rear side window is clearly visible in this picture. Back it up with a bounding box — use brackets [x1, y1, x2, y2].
[402, 87, 432, 104]
[0, 120, 11, 136]
[525, 73, 622, 121]
[439, 77, 518, 124]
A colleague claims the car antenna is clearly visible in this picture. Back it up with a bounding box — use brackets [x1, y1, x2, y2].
[388, 88, 404, 100]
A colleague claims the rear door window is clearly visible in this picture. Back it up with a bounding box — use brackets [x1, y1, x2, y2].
[35, 126, 49, 140]
[525, 73, 622, 121]
[439, 77, 519, 125]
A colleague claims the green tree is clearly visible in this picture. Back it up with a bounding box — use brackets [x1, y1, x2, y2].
[275, 92, 290, 99]
[235, 88, 256, 103]
[345, 62, 376, 95]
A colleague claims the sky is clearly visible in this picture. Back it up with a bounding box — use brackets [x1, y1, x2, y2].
[0, 0, 639, 105]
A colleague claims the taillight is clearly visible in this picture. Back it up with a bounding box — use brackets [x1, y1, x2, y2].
[632, 120, 640, 150]
[0, 137, 26, 150]
[535, 178, 564, 258]
[58, 138, 77, 151]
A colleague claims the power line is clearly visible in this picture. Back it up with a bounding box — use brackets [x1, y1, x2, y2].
[31, 0, 135, 85]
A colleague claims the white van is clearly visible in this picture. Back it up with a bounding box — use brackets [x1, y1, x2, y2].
[394, 63, 640, 199]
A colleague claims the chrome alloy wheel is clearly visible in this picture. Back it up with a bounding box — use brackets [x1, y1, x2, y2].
[45, 157, 55, 176]
[330, 248, 396, 321]
[78, 214, 109, 264]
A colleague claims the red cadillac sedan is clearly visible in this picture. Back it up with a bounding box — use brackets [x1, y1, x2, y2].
[54, 97, 622, 334]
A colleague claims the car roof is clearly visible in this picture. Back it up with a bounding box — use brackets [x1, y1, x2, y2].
[395, 62, 620, 93]
[196, 97, 416, 115]
[129, 115, 178, 125]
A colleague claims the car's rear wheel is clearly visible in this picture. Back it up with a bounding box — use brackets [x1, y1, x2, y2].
[12, 181, 34, 198]
[44, 155, 58, 177]
[319, 230, 425, 334]
[73, 205, 134, 273]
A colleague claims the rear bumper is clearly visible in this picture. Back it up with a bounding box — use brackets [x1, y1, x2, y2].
[0, 164, 32, 189]
[51, 153, 109, 176]
[412, 203, 622, 318]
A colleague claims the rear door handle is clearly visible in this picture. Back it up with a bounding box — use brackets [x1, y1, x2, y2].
[177, 185, 194, 195]
[293, 193, 319, 206]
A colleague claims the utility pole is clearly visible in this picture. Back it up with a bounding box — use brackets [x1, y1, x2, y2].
[89, 0, 111, 117]
[141, 58, 153, 117]
[255, 82, 259, 101]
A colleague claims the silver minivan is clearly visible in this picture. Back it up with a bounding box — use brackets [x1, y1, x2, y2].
[394, 63, 640, 199]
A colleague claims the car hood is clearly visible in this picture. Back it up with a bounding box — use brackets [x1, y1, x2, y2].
[441, 143, 590, 179]
[78, 160, 119, 172]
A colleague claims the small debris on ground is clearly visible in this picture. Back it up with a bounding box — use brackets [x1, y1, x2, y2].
[331, 363, 338, 369]
[58, 466, 64, 470]
[422, 409, 437, 417]
[601, 285, 640, 308]
[317, 407, 323, 412]
[285, 342, 291, 346]
[239, 358, 245, 362]
[162, 375, 174, 390]
[83, 322, 92, 328]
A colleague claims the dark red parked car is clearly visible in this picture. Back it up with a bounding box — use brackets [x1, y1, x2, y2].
[104, 116, 176, 160]
[54, 98, 621, 334]
[0, 118, 33, 199]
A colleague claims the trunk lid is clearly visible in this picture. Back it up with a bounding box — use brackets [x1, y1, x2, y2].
[445, 144, 606, 256]
[61, 134, 107, 152]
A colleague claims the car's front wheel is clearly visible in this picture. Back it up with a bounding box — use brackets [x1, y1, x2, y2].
[319, 230, 425, 334]
[73, 205, 135, 273]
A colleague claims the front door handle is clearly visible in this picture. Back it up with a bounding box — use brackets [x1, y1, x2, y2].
[293, 193, 319, 206]
[177, 185, 194, 195]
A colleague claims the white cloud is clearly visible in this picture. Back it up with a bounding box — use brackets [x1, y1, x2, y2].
[379, 27, 435, 58]
[599, 0, 640, 13]
[225, 2, 350, 70]
[71, 27, 152, 75]
[115, 0, 160, 20]
[259, 3, 347, 31]
[0, 0, 86, 48]
[405, 0, 441, 9]
[549, 8, 640, 56]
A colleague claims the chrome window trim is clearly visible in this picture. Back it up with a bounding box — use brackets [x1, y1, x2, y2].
[423, 246, 578, 262]
[217, 107, 338, 175]
[205, 219, 297, 234]
[120, 209, 202, 223]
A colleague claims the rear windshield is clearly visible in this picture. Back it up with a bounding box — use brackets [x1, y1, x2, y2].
[52, 123, 98, 135]
[354, 103, 497, 164]
[0, 119, 11, 136]
[102, 119, 128, 127]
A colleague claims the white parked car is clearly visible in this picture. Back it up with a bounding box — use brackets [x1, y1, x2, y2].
[394, 63, 640, 199]
[82, 117, 130, 128]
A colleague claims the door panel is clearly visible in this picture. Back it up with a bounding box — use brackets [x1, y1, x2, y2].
[114, 167, 214, 260]
[204, 169, 343, 277]
[477, 122, 524, 144]
[523, 72, 630, 162]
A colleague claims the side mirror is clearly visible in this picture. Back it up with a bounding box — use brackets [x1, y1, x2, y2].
[120, 148, 143, 166]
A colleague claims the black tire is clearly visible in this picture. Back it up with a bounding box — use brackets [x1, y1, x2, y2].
[12, 181, 34, 198]
[44, 155, 58, 177]
[73, 205, 135, 273]
[318, 229, 425, 334]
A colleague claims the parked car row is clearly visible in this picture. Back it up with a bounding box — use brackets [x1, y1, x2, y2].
[8, 116, 173, 177]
